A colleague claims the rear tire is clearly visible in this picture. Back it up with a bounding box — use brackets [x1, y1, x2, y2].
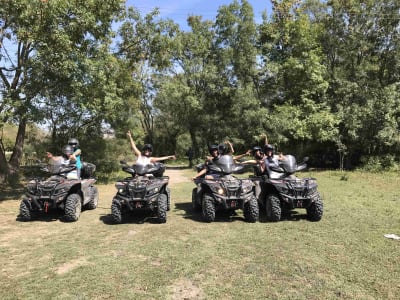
[307, 193, 323, 221]
[157, 194, 168, 223]
[85, 185, 99, 210]
[64, 194, 82, 222]
[202, 194, 215, 222]
[243, 195, 259, 223]
[266, 194, 281, 222]
[192, 188, 201, 212]
[111, 198, 123, 224]
[19, 198, 32, 221]
[166, 187, 171, 211]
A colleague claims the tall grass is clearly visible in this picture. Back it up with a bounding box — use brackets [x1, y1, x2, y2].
[0, 170, 399, 299]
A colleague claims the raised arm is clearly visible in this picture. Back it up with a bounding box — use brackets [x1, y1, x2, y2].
[260, 133, 268, 145]
[224, 140, 235, 154]
[127, 130, 141, 158]
[233, 149, 251, 161]
[151, 155, 176, 163]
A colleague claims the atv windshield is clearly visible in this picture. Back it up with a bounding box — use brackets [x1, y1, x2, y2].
[47, 159, 75, 175]
[278, 155, 297, 174]
[133, 163, 160, 176]
[208, 155, 240, 174]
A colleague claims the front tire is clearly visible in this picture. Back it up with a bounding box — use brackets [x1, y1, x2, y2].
[165, 186, 171, 211]
[111, 198, 122, 224]
[157, 194, 168, 223]
[85, 185, 99, 210]
[307, 193, 323, 221]
[19, 198, 32, 221]
[243, 195, 259, 223]
[266, 194, 281, 222]
[202, 194, 215, 222]
[64, 194, 82, 222]
[192, 188, 201, 212]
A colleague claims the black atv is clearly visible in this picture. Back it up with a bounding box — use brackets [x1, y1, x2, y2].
[111, 161, 170, 224]
[18, 160, 98, 222]
[192, 155, 259, 223]
[250, 155, 323, 222]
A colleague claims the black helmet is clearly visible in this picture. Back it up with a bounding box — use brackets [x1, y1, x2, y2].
[62, 145, 74, 155]
[218, 143, 228, 155]
[252, 146, 263, 156]
[68, 138, 79, 147]
[142, 144, 153, 152]
[208, 144, 219, 155]
[264, 144, 274, 152]
[264, 144, 275, 157]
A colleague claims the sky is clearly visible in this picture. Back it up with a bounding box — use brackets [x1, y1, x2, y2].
[125, 0, 272, 30]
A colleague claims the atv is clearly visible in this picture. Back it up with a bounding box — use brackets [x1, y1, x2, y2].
[111, 161, 170, 224]
[18, 160, 98, 222]
[192, 154, 259, 222]
[250, 155, 323, 222]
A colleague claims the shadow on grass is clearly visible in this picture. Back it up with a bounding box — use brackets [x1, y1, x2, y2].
[258, 209, 308, 223]
[15, 210, 63, 223]
[100, 211, 165, 225]
[174, 202, 251, 223]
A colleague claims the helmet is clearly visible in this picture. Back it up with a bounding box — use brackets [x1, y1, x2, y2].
[218, 143, 228, 155]
[264, 144, 274, 152]
[252, 146, 263, 156]
[264, 144, 274, 157]
[142, 144, 153, 152]
[208, 144, 219, 155]
[62, 145, 74, 156]
[68, 138, 79, 147]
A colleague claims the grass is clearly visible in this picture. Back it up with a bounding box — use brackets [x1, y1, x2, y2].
[0, 169, 399, 299]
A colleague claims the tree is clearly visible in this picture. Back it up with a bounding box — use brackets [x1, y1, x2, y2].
[117, 6, 179, 146]
[258, 0, 338, 151]
[315, 0, 400, 162]
[0, 0, 124, 182]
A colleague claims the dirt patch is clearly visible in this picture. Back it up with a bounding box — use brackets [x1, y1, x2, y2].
[165, 169, 191, 184]
[168, 278, 205, 300]
[55, 258, 91, 275]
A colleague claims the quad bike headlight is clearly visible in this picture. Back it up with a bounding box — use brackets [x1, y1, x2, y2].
[209, 184, 225, 195]
[242, 185, 252, 194]
[115, 182, 126, 194]
[147, 187, 159, 195]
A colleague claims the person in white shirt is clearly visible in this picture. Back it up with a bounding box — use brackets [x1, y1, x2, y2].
[126, 131, 176, 165]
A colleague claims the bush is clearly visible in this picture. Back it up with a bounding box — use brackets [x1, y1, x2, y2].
[358, 154, 399, 172]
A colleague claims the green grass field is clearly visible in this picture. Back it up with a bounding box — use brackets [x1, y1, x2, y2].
[0, 169, 399, 299]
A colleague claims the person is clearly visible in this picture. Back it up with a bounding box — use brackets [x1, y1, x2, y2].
[68, 138, 82, 179]
[126, 130, 176, 165]
[46, 145, 78, 179]
[239, 145, 277, 202]
[263, 144, 285, 174]
[192, 144, 220, 180]
[186, 147, 194, 168]
[237, 146, 267, 196]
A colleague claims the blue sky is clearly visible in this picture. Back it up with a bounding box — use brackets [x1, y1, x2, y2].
[125, 0, 272, 30]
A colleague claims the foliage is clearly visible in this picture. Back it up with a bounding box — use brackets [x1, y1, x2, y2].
[0, 0, 125, 182]
[2, 0, 400, 184]
[358, 154, 400, 172]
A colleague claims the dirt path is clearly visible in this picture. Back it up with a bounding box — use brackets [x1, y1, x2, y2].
[164, 168, 191, 184]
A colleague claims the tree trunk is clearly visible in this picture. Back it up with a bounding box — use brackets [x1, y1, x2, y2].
[8, 118, 27, 178]
[190, 129, 199, 159]
[0, 142, 8, 183]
